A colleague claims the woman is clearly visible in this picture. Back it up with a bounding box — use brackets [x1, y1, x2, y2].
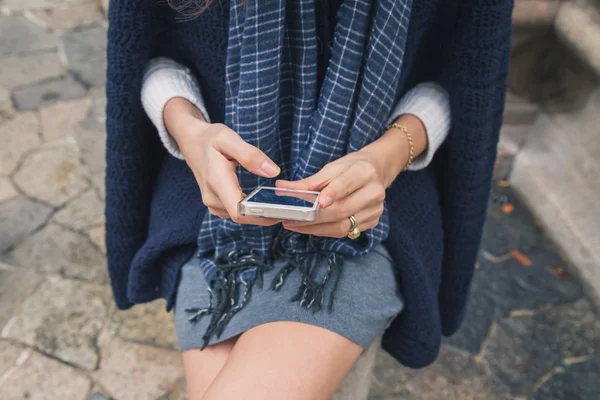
[105, 0, 513, 399]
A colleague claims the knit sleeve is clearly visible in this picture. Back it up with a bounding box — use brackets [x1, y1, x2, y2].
[386, 82, 450, 171]
[141, 57, 211, 160]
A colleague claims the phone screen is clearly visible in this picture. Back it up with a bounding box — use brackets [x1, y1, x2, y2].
[247, 188, 318, 208]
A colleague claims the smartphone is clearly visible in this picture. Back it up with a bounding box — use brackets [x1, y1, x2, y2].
[238, 186, 320, 222]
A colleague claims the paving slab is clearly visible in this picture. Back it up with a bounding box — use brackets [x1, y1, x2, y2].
[107, 300, 178, 350]
[7, 223, 107, 283]
[0, 16, 59, 57]
[0, 196, 53, 253]
[531, 359, 600, 400]
[39, 97, 92, 141]
[62, 25, 107, 87]
[86, 224, 106, 254]
[0, 112, 41, 176]
[53, 188, 104, 230]
[12, 75, 87, 111]
[445, 190, 584, 355]
[31, 2, 105, 30]
[370, 349, 418, 398]
[1, 276, 111, 371]
[76, 88, 106, 173]
[0, 52, 64, 90]
[92, 335, 183, 400]
[13, 141, 89, 207]
[405, 346, 511, 400]
[0, 177, 18, 204]
[482, 299, 600, 396]
[0, 342, 91, 400]
[1, 0, 90, 12]
[0, 269, 44, 333]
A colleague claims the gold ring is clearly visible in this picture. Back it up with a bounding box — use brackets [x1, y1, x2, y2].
[347, 215, 361, 240]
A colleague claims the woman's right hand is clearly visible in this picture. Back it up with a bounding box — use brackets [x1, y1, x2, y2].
[164, 97, 281, 225]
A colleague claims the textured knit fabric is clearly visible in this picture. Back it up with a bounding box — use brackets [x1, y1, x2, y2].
[141, 58, 450, 169]
[105, 0, 513, 368]
[175, 244, 403, 350]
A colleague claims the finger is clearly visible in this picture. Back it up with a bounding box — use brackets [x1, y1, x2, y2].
[207, 207, 229, 219]
[209, 165, 245, 219]
[319, 163, 372, 208]
[216, 132, 280, 178]
[283, 213, 380, 238]
[275, 163, 342, 192]
[235, 215, 283, 226]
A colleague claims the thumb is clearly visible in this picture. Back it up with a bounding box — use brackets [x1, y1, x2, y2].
[276, 165, 334, 192]
[218, 134, 280, 178]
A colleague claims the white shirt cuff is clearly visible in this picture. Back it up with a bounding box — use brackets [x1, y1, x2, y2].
[141, 57, 211, 160]
[386, 82, 451, 171]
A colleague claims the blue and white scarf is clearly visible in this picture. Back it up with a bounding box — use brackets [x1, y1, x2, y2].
[187, 0, 412, 347]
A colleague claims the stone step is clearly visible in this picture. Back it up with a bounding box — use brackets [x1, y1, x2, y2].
[503, 92, 541, 126]
[511, 87, 600, 307]
[555, 0, 600, 77]
[512, 0, 561, 29]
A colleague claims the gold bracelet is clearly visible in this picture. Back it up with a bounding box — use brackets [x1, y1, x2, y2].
[386, 122, 414, 172]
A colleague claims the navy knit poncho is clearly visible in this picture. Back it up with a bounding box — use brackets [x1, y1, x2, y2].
[105, 0, 513, 368]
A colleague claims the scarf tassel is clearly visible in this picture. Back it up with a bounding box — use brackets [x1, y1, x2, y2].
[185, 248, 344, 349]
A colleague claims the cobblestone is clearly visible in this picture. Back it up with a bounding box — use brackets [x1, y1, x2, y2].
[531, 359, 600, 400]
[0, 177, 18, 204]
[62, 25, 107, 87]
[0, 269, 44, 330]
[39, 97, 92, 141]
[31, 2, 105, 30]
[0, 341, 91, 399]
[0, 196, 53, 252]
[0, 52, 64, 90]
[7, 223, 107, 283]
[106, 300, 178, 350]
[0, 112, 41, 176]
[406, 346, 512, 400]
[76, 88, 106, 173]
[482, 299, 600, 396]
[2, 276, 111, 371]
[53, 189, 104, 230]
[92, 335, 183, 400]
[0, 86, 13, 121]
[0, 16, 59, 57]
[13, 141, 89, 207]
[12, 75, 87, 111]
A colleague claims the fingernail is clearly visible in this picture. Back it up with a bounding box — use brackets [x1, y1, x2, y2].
[320, 194, 332, 207]
[261, 160, 280, 177]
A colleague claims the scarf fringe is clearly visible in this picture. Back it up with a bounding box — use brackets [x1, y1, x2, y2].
[185, 247, 344, 349]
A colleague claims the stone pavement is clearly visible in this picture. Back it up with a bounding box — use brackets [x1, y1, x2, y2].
[0, 1, 599, 399]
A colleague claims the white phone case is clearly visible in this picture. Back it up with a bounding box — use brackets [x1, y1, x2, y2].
[238, 186, 320, 222]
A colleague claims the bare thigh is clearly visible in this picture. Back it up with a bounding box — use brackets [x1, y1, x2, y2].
[202, 321, 363, 400]
[181, 335, 239, 400]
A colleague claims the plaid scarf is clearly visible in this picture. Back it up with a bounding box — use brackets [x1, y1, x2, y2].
[187, 0, 412, 347]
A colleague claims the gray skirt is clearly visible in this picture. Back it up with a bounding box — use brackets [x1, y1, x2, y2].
[174, 244, 404, 350]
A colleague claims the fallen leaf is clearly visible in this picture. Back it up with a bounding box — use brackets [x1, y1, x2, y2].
[501, 203, 515, 214]
[548, 265, 568, 279]
[516, 363, 526, 373]
[497, 179, 510, 188]
[511, 250, 532, 267]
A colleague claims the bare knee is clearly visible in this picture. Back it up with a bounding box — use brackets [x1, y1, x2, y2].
[202, 322, 363, 400]
[182, 336, 238, 400]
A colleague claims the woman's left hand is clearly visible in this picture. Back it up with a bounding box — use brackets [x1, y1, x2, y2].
[275, 150, 389, 238]
[277, 114, 428, 238]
